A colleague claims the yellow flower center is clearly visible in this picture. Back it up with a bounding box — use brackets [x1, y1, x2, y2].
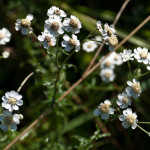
[122, 97, 128, 104]
[54, 9, 61, 16]
[0, 32, 5, 39]
[105, 61, 111, 67]
[70, 19, 78, 28]
[68, 38, 77, 46]
[21, 19, 31, 28]
[104, 72, 111, 78]
[126, 114, 135, 125]
[7, 97, 17, 105]
[140, 51, 148, 59]
[50, 22, 59, 31]
[4, 116, 14, 126]
[87, 43, 93, 48]
[100, 104, 110, 113]
[132, 83, 141, 93]
[108, 35, 118, 46]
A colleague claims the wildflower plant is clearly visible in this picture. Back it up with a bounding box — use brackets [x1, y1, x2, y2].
[1, 1, 150, 150]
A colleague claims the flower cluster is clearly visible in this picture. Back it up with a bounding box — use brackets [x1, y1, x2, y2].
[94, 78, 142, 130]
[97, 21, 118, 51]
[0, 91, 23, 131]
[99, 52, 123, 82]
[120, 47, 150, 70]
[0, 28, 11, 45]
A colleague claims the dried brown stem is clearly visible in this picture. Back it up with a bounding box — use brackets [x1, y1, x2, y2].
[17, 72, 34, 93]
[84, 0, 130, 73]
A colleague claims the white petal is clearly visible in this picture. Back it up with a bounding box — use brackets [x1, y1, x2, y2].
[10, 124, 17, 131]
[3, 110, 12, 117]
[13, 105, 19, 110]
[17, 100, 23, 106]
[101, 113, 109, 120]
[109, 108, 114, 114]
[119, 115, 126, 121]
[2, 96, 8, 101]
[0, 123, 9, 131]
[13, 115, 20, 124]
[94, 109, 101, 116]
[21, 28, 28, 35]
[127, 108, 132, 115]
[26, 14, 33, 21]
[122, 121, 130, 129]
[63, 34, 70, 41]
[0, 115, 4, 121]
[131, 123, 137, 129]
[104, 100, 111, 105]
[127, 81, 132, 86]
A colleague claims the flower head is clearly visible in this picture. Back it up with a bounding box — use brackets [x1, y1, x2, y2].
[44, 16, 64, 37]
[2, 51, 10, 59]
[15, 14, 33, 35]
[38, 30, 56, 49]
[125, 78, 142, 99]
[94, 99, 114, 120]
[0, 28, 11, 45]
[63, 15, 82, 34]
[100, 68, 115, 83]
[117, 92, 132, 109]
[134, 47, 150, 64]
[82, 41, 97, 52]
[119, 108, 138, 129]
[0, 110, 20, 131]
[1, 91, 23, 112]
[111, 52, 123, 66]
[120, 49, 134, 62]
[61, 34, 80, 52]
[47, 6, 66, 18]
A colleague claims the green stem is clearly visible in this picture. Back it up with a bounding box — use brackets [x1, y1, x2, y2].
[137, 124, 149, 136]
[31, 32, 38, 41]
[127, 61, 131, 78]
[138, 122, 150, 124]
[134, 71, 150, 78]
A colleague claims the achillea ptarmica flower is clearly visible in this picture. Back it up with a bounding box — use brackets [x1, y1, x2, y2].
[134, 47, 150, 64]
[111, 52, 123, 66]
[117, 92, 132, 109]
[38, 31, 56, 49]
[120, 49, 134, 62]
[63, 15, 82, 34]
[2, 51, 10, 59]
[2, 91, 23, 112]
[45, 16, 64, 37]
[125, 78, 142, 99]
[100, 56, 115, 69]
[119, 108, 138, 129]
[0, 28, 11, 45]
[61, 34, 80, 52]
[94, 99, 114, 120]
[0, 110, 20, 131]
[47, 6, 66, 18]
[100, 68, 115, 83]
[15, 14, 33, 35]
[82, 41, 97, 52]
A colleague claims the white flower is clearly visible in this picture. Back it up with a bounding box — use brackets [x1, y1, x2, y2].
[100, 68, 115, 83]
[120, 49, 134, 62]
[97, 21, 103, 33]
[0, 28, 11, 45]
[134, 47, 150, 64]
[38, 30, 56, 49]
[61, 34, 80, 52]
[119, 108, 138, 129]
[1, 91, 23, 112]
[125, 78, 142, 99]
[47, 6, 66, 18]
[111, 52, 123, 66]
[147, 66, 150, 70]
[2, 51, 10, 59]
[100, 55, 115, 69]
[15, 14, 33, 35]
[0, 110, 20, 131]
[94, 99, 114, 120]
[82, 41, 97, 52]
[45, 16, 64, 37]
[117, 92, 132, 109]
[63, 15, 82, 34]
[95, 35, 102, 42]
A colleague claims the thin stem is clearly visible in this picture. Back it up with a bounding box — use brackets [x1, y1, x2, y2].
[17, 72, 34, 93]
[138, 122, 150, 124]
[31, 31, 38, 41]
[134, 71, 150, 78]
[137, 124, 149, 136]
[127, 61, 131, 78]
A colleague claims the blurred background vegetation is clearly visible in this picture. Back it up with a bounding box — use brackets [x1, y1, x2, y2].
[0, 0, 150, 149]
